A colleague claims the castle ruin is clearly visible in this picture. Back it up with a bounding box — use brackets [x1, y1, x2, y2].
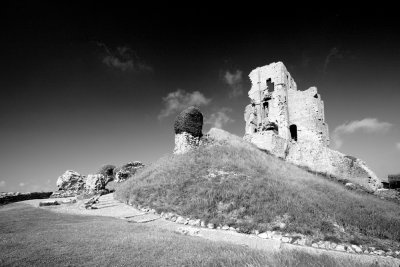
[244, 62, 382, 191]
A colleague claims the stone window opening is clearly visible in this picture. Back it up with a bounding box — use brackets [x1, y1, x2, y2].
[314, 94, 318, 98]
[266, 78, 275, 92]
[290, 124, 298, 141]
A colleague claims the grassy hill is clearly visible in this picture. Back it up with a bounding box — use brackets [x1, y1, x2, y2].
[115, 128, 400, 251]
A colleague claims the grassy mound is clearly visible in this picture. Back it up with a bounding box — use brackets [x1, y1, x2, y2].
[115, 129, 400, 249]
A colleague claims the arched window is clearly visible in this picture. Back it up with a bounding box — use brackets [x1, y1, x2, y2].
[290, 124, 297, 141]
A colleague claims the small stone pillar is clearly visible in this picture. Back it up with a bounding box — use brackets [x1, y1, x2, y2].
[173, 106, 203, 154]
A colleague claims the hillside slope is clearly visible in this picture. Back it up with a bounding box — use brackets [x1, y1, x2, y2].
[115, 128, 400, 250]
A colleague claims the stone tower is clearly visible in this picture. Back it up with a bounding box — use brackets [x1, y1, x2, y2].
[245, 62, 329, 147]
[244, 62, 382, 191]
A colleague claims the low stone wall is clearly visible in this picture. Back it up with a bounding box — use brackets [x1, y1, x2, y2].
[128, 203, 400, 259]
[0, 192, 53, 205]
[245, 132, 382, 191]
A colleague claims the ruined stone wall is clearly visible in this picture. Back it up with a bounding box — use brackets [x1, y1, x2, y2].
[287, 87, 329, 146]
[244, 131, 288, 159]
[174, 132, 201, 155]
[246, 62, 329, 145]
[246, 132, 381, 190]
[247, 62, 295, 140]
[244, 61, 382, 191]
[286, 140, 381, 190]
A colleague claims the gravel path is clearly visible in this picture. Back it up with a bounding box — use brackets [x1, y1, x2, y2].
[25, 193, 400, 267]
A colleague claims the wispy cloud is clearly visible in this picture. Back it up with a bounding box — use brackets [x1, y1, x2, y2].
[0, 180, 5, 187]
[158, 89, 211, 119]
[323, 47, 343, 74]
[205, 107, 234, 129]
[222, 70, 243, 97]
[19, 182, 25, 187]
[332, 118, 393, 148]
[97, 42, 153, 72]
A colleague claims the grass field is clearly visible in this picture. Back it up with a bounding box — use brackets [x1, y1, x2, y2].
[0, 203, 385, 267]
[115, 130, 400, 250]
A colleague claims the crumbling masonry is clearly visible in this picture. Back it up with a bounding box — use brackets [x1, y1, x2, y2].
[244, 62, 382, 191]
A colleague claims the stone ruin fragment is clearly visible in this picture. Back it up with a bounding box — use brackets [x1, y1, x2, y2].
[244, 62, 382, 191]
[52, 162, 145, 198]
[173, 106, 203, 154]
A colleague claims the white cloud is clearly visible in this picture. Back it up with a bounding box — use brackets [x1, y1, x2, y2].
[323, 47, 343, 74]
[332, 118, 393, 148]
[205, 108, 234, 129]
[98, 43, 153, 72]
[19, 182, 25, 187]
[222, 70, 243, 97]
[158, 89, 212, 119]
[0, 180, 5, 187]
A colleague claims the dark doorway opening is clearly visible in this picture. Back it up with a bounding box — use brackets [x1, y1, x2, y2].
[290, 124, 297, 141]
[266, 78, 274, 92]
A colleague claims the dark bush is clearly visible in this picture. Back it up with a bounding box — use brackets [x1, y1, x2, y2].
[97, 164, 116, 181]
[174, 106, 203, 137]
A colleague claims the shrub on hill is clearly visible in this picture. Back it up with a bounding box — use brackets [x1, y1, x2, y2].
[174, 106, 203, 137]
[97, 164, 116, 182]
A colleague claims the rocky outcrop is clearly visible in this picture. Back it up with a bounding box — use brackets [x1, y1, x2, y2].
[114, 161, 145, 183]
[56, 170, 85, 191]
[85, 174, 106, 192]
[0, 192, 53, 205]
[52, 170, 86, 198]
[173, 106, 203, 154]
[51, 163, 144, 198]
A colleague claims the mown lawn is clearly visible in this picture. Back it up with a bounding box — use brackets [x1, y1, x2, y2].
[115, 131, 400, 250]
[0, 203, 381, 267]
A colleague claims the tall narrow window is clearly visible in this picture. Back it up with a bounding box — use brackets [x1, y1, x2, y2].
[266, 78, 275, 92]
[290, 124, 298, 141]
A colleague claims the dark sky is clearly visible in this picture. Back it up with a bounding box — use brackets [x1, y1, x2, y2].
[1, 3, 399, 192]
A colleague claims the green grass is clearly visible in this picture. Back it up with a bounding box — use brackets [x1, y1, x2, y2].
[0, 203, 384, 267]
[115, 132, 400, 250]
